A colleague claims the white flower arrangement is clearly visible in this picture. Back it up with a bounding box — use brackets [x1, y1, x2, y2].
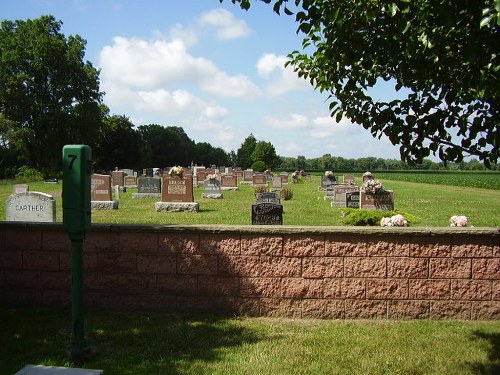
[168, 166, 184, 176]
[381, 214, 408, 227]
[362, 179, 385, 194]
[325, 170, 334, 179]
[450, 215, 468, 227]
[207, 173, 218, 180]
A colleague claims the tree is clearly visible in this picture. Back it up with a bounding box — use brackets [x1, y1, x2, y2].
[0, 15, 103, 170]
[251, 140, 279, 168]
[138, 124, 195, 167]
[222, 0, 500, 167]
[94, 115, 145, 171]
[236, 133, 257, 168]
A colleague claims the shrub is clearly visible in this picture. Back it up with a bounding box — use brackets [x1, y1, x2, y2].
[251, 161, 268, 172]
[15, 166, 44, 182]
[280, 187, 293, 200]
[254, 186, 268, 196]
[339, 208, 417, 226]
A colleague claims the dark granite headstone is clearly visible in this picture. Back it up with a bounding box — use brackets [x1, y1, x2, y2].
[251, 202, 283, 225]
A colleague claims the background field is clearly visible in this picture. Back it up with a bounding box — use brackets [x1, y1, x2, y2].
[1, 172, 499, 227]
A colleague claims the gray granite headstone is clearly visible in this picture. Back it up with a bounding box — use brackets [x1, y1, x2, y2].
[202, 179, 223, 199]
[6, 192, 56, 222]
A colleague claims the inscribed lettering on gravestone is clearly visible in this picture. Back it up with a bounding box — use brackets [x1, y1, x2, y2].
[6, 192, 56, 222]
[252, 202, 283, 225]
[91, 174, 112, 201]
[360, 191, 394, 210]
[162, 174, 194, 202]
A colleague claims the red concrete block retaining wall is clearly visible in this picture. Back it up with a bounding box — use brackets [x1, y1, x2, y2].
[1, 223, 499, 319]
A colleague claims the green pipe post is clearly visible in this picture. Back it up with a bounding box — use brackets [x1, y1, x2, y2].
[62, 145, 92, 362]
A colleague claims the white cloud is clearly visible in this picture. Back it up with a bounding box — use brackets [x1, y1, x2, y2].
[256, 53, 310, 95]
[198, 8, 252, 40]
[265, 113, 309, 129]
[99, 36, 260, 97]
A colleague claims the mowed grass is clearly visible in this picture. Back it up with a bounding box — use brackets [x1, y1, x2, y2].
[1, 173, 499, 226]
[1, 308, 500, 375]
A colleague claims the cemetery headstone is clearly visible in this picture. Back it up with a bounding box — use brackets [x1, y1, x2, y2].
[251, 202, 283, 225]
[161, 174, 194, 202]
[221, 174, 238, 190]
[202, 178, 223, 199]
[280, 172, 289, 184]
[360, 190, 394, 210]
[133, 176, 161, 198]
[111, 171, 125, 187]
[272, 176, 283, 190]
[155, 174, 199, 212]
[242, 169, 254, 184]
[320, 175, 337, 191]
[91, 174, 118, 209]
[13, 184, 29, 194]
[235, 170, 244, 179]
[124, 176, 137, 188]
[252, 173, 268, 187]
[324, 184, 335, 200]
[6, 192, 56, 222]
[144, 168, 154, 177]
[345, 191, 360, 208]
[344, 174, 355, 185]
[256, 192, 281, 204]
[331, 185, 360, 207]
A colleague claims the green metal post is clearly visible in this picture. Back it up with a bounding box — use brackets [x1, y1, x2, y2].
[62, 145, 92, 362]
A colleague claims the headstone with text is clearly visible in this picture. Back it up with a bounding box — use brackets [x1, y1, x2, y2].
[331, 185, 360, 207]
[251, 202, 283, 225]
[256, 192, 280, 204]
[156, 174, 199, 212]
[133, 176, 161, 198]
[221, 174, 238, 190]
[252, 173, 268, 187]
[242, 169, 254, 184]
[91, 174, 118, 209]
[360, 191, 394, 210]
[202, 178, 223, 199]
[6, 192, 56, 222]
[124, 176, 137, 188]
[111, 171, 125, 187]
[345, 191, 360, 208]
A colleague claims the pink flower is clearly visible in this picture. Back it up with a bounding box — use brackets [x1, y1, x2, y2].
[450, 215, 468, 227]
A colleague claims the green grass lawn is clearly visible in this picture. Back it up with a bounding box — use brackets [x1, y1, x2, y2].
[1, 308, 500, 375]
[1, 174, 499, 226]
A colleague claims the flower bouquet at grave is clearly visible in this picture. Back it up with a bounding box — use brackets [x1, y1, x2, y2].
[168, 166, 184, 178]
[381, 214, 408, 227]
[450, 215, 468, 227]
[362, 178, 385, 194]
[207, 173, 217, 180]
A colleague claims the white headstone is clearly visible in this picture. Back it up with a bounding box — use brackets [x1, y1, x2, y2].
[6, 192, 56, 222]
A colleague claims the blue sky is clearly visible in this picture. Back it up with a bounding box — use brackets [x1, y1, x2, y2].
[3, 0, 405, 160]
